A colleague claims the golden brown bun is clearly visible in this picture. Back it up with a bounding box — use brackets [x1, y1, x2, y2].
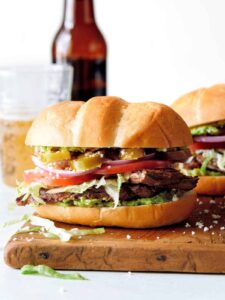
[195, 176, 225, 195]
[172, 84, 225, 127]
[35, 191, 196, 228]
[26, 96, 192, 148]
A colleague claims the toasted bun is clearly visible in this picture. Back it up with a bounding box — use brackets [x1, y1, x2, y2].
[195, 176, 225, 195]
[172, 84, 225, 127]
[26, 96, 192, 148]
[35, 191, 196, 228]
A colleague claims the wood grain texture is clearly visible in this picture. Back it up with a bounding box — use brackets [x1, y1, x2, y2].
[4, 196, 225, 273]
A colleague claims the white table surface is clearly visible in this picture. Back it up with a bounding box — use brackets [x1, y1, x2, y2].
[0, 183, 225, 300]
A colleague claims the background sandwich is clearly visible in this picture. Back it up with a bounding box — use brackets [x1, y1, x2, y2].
[172, 84, 225, 195]
[16, 96, 197, 228]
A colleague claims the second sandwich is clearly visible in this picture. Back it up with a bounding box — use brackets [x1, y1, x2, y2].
[172, 84, 225, 195]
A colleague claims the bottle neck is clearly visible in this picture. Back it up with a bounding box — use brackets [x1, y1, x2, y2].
[63, 0, 95, 28]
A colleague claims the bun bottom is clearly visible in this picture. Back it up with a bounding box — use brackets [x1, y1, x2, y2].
[35, 191, 196, 228]
[195, 176, 225, 195]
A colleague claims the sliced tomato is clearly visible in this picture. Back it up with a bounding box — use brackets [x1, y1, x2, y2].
[189, 142, 225, 152]
[95, 160, 171, 175]
[23, 169, 98, 187]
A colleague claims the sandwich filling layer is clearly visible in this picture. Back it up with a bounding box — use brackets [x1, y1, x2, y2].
[180, 120, 225, 177]
[16, 147, 198, 208]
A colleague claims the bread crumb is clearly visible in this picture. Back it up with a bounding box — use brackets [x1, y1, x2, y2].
[191, 231, 195, 236]
[203, 227, 209, 232]
[211, 232, 215, 235]
[212, 214, 221, 220]
[209, 225, 214, 229]
[156, 236, 160, 240]
[213, 220, 218, 224]
[198, 201, 203, 205]
[204, 209, 209, 214]
[185, 222, 191, 228]
[127, 271, 132, 276]
[220, 227, 225, 230]
[210, 199, 216, 204]
[195, 221, 204, 229]
[126, 234, 131, 240]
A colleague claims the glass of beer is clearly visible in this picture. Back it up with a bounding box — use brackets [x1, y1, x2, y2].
[0, 64, 73, 187]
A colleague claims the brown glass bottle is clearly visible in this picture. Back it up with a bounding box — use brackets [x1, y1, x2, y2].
[52, 0, 107, 101]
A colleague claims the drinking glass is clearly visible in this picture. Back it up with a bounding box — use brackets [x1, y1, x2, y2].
[0, 64, 73, 186]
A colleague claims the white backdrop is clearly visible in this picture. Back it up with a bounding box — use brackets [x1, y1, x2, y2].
[0, 0, 225, 104]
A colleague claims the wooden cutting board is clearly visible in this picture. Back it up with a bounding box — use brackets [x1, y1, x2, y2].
[4, 196, 225, 273]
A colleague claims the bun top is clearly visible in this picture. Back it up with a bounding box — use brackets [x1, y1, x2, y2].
[172, 84, 225, 127]
[26, 96, 192, 148]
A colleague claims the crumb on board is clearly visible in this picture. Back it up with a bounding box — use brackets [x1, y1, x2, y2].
[212, 214, 221, 220]
[209, 199, 216, 204]
[126, 234, 131, 240]
[195, 221, 204, 229]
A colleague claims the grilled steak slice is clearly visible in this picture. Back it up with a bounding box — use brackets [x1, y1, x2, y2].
[128, 168, 198, 190]
[16, 168, 198, 206]
[195, 154, 225, 174]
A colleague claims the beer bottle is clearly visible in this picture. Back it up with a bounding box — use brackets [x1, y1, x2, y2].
[52, 0, 107, 101]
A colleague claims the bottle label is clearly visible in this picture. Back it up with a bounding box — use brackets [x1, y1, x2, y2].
[68, 58, 106, 101]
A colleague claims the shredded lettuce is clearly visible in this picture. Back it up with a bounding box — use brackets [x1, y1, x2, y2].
[17, 181, 45, 205]
[199, 149, 225, 173]
[17, 226, 42, 233]
[191, 125, 219, 136]
[2, 214, 104, 242]
[29, 216, 105, 242]
[104, 174, 124, 208]
[186, 168, 223, 177]
[199, 151, 214, 175]
[21, 264, 87, 280]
